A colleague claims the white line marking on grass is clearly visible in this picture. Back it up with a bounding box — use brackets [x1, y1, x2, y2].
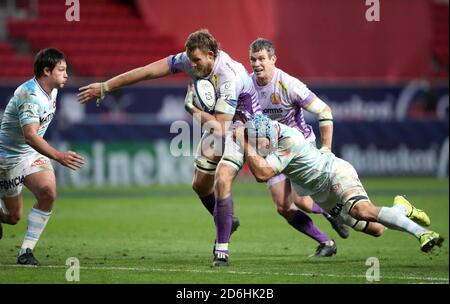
[0, 264, 448, 282]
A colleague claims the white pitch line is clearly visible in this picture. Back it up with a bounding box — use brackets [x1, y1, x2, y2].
[0, 264, 448, 282]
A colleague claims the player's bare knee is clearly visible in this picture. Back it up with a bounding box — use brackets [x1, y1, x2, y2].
[7, 212, 22, 225]
[351, 202, 377, 222]
[36, 185, 57, 205]
[276, 204, 288, 217]
[192, 179, 209, 196]
[214, 174, 232, 199]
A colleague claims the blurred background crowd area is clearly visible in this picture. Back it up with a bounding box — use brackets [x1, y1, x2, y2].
[0, 0, 448, 186]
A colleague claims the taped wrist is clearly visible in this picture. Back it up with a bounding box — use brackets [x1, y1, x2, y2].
[184, 90, 195, 114]
[97, 82, 110, 107]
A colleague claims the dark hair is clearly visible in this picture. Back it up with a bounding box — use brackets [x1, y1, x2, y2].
[185, 29, 219, 57]
[250, 38, 276, 58]
[34, 48, 66, 78]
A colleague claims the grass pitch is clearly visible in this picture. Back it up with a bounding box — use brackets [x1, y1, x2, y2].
[0, 177, 448, 284]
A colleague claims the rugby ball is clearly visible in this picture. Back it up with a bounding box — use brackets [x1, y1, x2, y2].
[193, 79, 216, 114]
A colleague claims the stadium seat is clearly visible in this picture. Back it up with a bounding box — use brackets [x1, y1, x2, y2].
[3, 0, 180, 79]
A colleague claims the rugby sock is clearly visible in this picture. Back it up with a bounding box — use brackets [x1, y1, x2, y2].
[19, 207, 51, 256]
[200, 193, 216, 215]
[214, 195, 234, 244]
[311, 202, 326, 214]
[311, 201, 334, 219]
[289, 210, 331, 243]
[376, 206, 426, 238]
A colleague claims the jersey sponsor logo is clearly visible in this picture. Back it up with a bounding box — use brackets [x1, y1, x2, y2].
[271, 93, 281, 104]
[263, 108, 283, 114]
[40, 111, 55, 125]
[31, 159, 50, 167]
[0, 175, 25, 190]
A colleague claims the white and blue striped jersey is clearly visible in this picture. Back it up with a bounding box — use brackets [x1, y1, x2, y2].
[265, 123, 335, 196]
[0, 78, 57, 168]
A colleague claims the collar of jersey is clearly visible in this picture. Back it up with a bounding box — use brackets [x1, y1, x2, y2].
[33, 78, 51, 101]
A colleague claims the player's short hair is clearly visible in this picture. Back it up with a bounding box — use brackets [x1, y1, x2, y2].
[250, 38, 276, 58]
[185, 29, 219, 57]
[34, 48, 66, 78]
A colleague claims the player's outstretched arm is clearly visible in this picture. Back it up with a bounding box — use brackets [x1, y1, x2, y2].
[77, 58, 171, 105]
[23, 124, 85, 170]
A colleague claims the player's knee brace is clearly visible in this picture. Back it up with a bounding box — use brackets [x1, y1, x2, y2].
[194, 156, 218, 175]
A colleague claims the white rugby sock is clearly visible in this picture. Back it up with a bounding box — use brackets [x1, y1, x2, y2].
[19, 207, 51, 255]
[377, 206, 426, 238]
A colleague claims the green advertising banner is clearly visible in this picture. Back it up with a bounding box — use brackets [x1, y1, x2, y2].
[53, 141, 195, 187]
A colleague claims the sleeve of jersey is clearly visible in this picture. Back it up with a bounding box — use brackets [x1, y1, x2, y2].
[17, 91, 41, 128]
[214, 80, 238, 115]
[167, 52, 189, 74]
[265, 138, 296, 174]
[291, 78, 316, 108]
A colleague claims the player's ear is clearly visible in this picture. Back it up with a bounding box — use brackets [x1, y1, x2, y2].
[272, 54, 277, 64]
[43, 67, 52, 77]
[207, 50, 215, 59]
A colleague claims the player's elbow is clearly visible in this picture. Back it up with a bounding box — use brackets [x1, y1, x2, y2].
[254, 171, 271, 183]
[23, 131, 36, 145]
[255, 176, 268, 183]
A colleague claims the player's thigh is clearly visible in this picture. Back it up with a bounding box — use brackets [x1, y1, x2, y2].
[218, 124, 245, 173]
[330, 159, 371, 216]
[194, 132, 223, 176]
[24, 169, 56, 201]
[196, 132, 223, 162]
[1, 162, 26, 215]
[268, 175, 293, 208]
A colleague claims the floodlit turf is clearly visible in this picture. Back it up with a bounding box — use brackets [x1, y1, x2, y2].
[0, 177, 448, 284]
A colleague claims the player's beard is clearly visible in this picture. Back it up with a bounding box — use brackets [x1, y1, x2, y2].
[196, 63, 213, 78]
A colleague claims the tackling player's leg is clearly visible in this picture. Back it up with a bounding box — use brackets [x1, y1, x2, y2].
[350, 196, 444, 253]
